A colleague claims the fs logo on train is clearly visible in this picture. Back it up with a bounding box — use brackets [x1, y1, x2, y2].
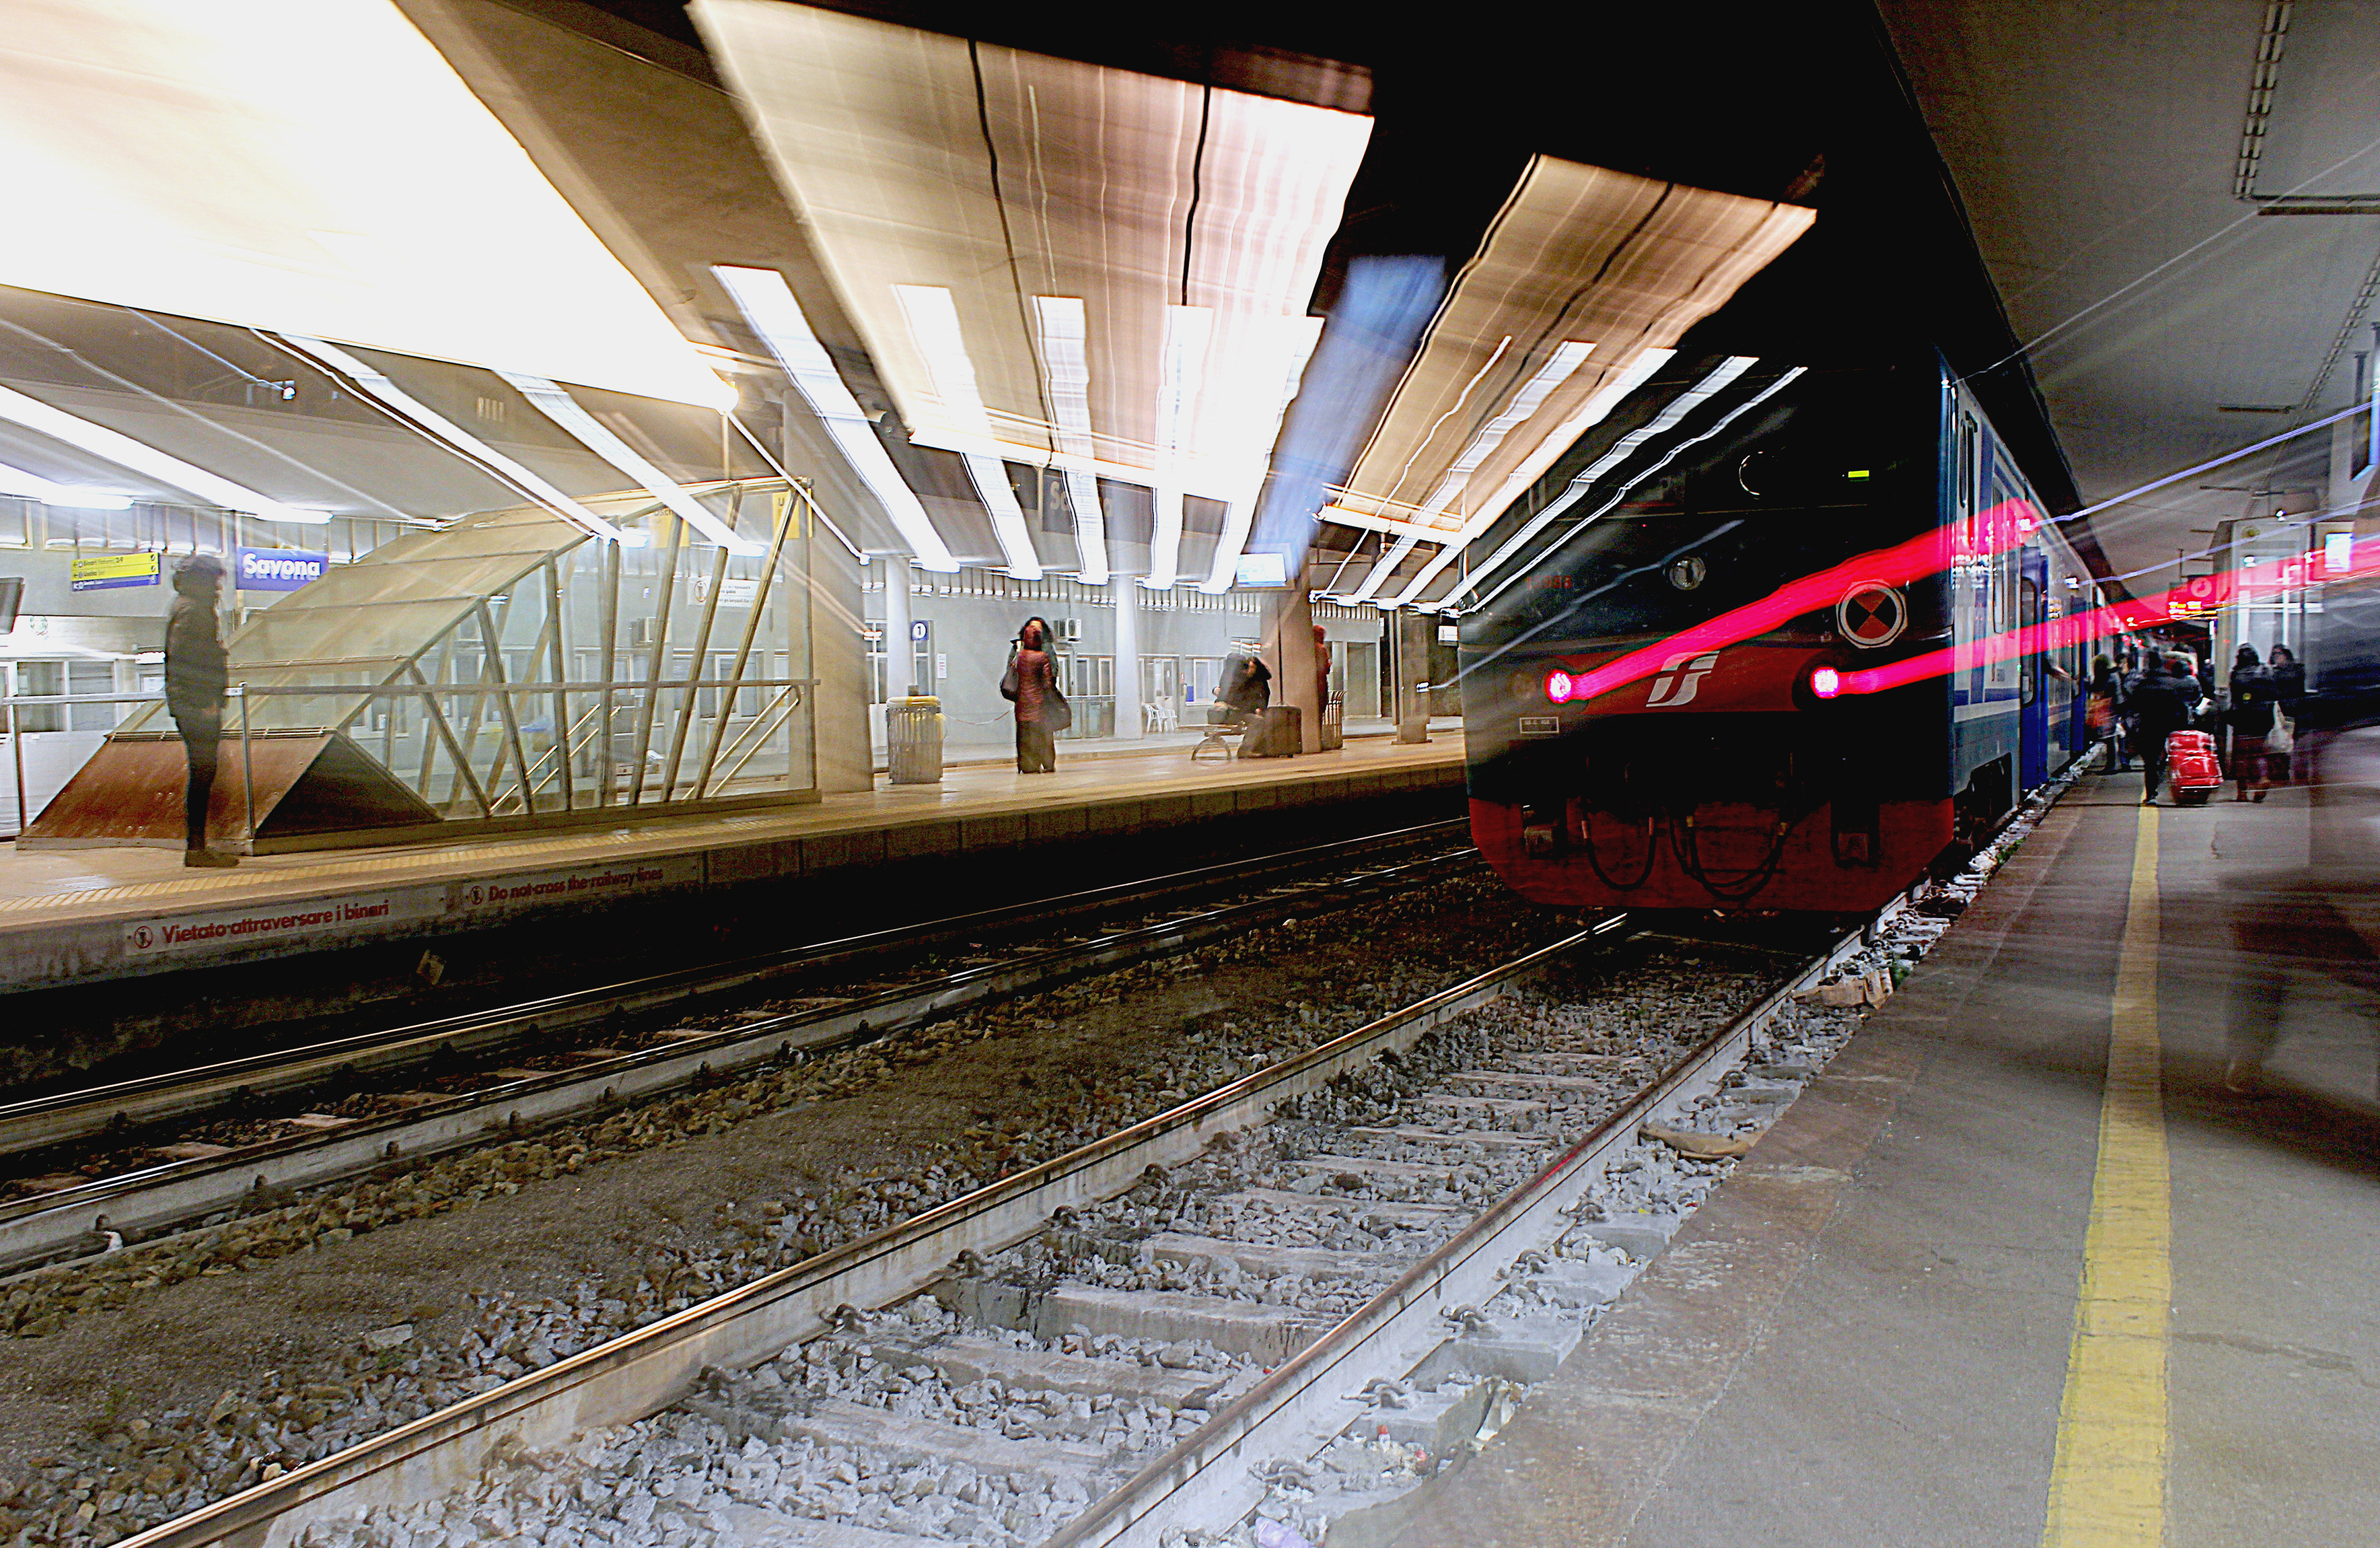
[1836, 582, 1906, 647]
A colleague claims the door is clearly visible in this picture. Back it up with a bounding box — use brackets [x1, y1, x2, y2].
[2019, 558, 2049, 790]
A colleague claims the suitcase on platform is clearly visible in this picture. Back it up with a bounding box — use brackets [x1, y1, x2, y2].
[2165, 730, 2221, 805]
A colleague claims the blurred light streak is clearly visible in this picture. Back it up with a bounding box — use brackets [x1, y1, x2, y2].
[2058, 399, 2370, 528]
[1260, 255, 1445, 597]
[279, 335, 629, 541]
[0, 0, 730, 407]
[1034, 296, 1110, 585]
[1355, 347, 1677, 606]
[1147, 305, 1214, 590]
[894, 285, 1040, 577]
[0, 461, 129, 509]
[1200, 316, 1325, 592]
[714, 265, 960, 571]
[1413, 353, 1756, 610]
[1834, 536, 2380, 697]
[499, 374, 761, 553]
[0, 383, 326, 522]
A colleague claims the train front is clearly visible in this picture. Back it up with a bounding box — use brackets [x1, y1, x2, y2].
[1459, 361, 1955, 917]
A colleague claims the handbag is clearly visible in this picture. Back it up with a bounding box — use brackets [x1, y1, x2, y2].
[999, 654, 1020, 702]
[2268, 716, 2294, 755]
[1045, 685, 1073, 732]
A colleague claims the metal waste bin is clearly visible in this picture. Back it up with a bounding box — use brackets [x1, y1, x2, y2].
[886, 695, 943, 784]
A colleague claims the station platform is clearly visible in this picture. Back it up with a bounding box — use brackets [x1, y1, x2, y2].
[0, 728, 1466, 999]
[1391, 771, 2380, 1547]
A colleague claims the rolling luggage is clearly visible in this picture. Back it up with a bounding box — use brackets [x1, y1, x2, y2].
[2165, 730, 2221, 805]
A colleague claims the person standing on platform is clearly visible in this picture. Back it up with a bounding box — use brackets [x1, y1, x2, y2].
[2227, 645, 2277, 802]
[1001, 617, 1061, 775]
[2088, 653, 2127, 770]
[2270, 643, 2306, 783]
[166, 555, 237, 868]
[2124, 652, 2188, 806]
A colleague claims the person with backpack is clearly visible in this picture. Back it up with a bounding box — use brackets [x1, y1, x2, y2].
[2226, 644, 2277, 802]
[2124, 652, 2190, 805]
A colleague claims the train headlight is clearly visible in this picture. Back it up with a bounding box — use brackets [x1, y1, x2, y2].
[1544, 669, 1574, 703]
[1809, 666, 1842, 700]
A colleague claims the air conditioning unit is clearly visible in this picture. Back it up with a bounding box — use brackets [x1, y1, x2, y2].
[1055, 617, 1082, 643]
[627, 618, 656, 649]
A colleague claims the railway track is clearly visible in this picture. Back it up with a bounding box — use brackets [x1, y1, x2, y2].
[0, 820, 1476, 1281]
[88, 759, 2085, 1548]
[108, 907, 1900, 1548]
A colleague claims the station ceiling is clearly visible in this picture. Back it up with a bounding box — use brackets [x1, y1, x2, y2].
[1882, 0, 2380, 598]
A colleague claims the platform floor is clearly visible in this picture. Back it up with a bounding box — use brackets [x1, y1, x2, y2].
[1392, 772, 2380, 1547]
[0, 726, 1465, 991]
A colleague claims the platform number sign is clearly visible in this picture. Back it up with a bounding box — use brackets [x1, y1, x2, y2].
[1835, 582, 1906, 648]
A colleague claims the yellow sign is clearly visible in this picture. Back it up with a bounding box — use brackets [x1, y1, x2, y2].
[69, 551, 161, 592]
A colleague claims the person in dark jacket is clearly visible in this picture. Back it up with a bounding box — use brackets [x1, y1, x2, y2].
[1003, 617, 1060, 774]
[2088, 654, 2127, 770]
[165, 555, 236, 867]
[2124, 654, 2190, 805]
[2227, 644, 2276, 802]
[2269, 643, 2305, 783]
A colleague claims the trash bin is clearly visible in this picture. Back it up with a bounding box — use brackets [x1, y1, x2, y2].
[886, 695, 943, 784]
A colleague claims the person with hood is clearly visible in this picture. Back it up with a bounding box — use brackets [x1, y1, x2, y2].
[2124, 652, 2191, 805]
[165, 555, 237, 867]
[2227, 643, 2277, 802]
[2269, 642, 2306, 782]
[1001, 617, 1062, 774]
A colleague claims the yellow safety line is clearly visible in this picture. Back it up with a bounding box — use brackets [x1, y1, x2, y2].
[2040, 806, 2170, 1547]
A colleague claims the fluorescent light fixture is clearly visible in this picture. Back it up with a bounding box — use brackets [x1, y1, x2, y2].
[697, 3, 1367, 587]
[279, 336, 629, 542]
[1465, 363, 1808, 614]
[0, 382, 326, 522]
[1147, 306, 1215, 590]
[1340, 341, 1608, 604]
[0, 0, 730, 407]
[0, 460, 131, 509]
[1412, 341, 1595, 518]
[1385, 348, 1695, 606]
[714, 265, 958, 571]
[499, 374, 761, 554]
[1201, 316, 1325, 592]
[1034, 297, 1110, 585]
[894, 285, 1040, 577]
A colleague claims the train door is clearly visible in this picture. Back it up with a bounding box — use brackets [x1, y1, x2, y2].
[2019, 555, 2049, 789]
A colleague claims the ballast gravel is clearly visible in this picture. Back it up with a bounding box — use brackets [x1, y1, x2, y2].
[0, 872, 1566, 1547]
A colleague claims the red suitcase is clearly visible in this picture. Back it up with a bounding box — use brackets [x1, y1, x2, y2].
[2165, 730, 2221, 805]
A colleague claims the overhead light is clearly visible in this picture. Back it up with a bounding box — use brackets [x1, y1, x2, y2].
[1341, 341, 1609, 604]
[1147, 306, 1215, 591]
[499, 373, 762, 554]
[713, 265, 958, 571]
[1466, 363, 1807, 613]
[697, 4, 1368, 588]
[0, 383, 324, 522]
[0, 460, 132, 509]
[1034, 297, 1110, 586]
[0, 0, 731, 407]
[278, 336, 630, 542]
[1392, 351, 1729, 607]
[894, 285, 1040, 577]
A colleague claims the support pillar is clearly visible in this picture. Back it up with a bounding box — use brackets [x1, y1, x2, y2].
[1113, 577, 1145, 740]
[1394, 607, 1432, 743]
[791, 399, 872, 794]
[1264, 587, 1323, 754]
[881, 557, 914, 697]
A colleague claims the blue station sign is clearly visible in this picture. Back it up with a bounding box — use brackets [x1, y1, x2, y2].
[236, 547, 328, 592]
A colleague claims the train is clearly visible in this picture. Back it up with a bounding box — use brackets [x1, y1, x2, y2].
[1462, 354, 2093, 915]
